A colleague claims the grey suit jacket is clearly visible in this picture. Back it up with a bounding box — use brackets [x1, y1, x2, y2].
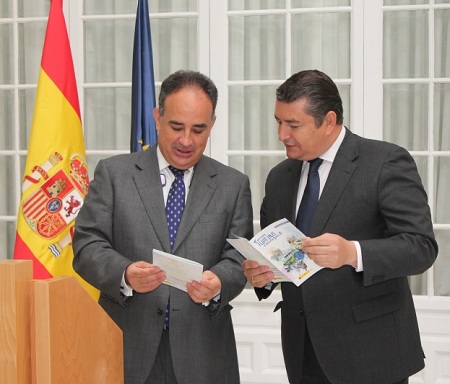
[73, 146, 253, 384]
[258, 128, 438, 384]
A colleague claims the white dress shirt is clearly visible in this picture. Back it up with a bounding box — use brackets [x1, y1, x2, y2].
[296, 127, 363, 272]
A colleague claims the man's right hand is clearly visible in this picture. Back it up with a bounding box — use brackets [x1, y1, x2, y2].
[125, 261, 166, 293]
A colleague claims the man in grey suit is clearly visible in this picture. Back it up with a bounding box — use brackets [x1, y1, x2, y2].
[242, 70, 438, 384]
[73, 70, 253, 384]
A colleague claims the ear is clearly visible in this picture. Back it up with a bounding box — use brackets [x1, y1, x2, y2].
[209, 115, 217, 129]
[324, 111, 337, 135]
[206, 115, 217, 137]
[153, 107, 161, 131]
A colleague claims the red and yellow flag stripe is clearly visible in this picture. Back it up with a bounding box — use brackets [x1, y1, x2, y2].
[14, 0, 98, 300]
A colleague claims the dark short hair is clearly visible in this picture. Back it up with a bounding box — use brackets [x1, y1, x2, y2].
[276, 70, 344, 126]
[158, 70, 218, 118]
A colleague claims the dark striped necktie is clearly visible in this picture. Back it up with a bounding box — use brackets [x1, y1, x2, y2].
[295, 158, 323, 235]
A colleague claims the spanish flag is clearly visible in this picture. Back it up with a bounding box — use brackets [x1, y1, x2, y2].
[13, 0, 99, 300]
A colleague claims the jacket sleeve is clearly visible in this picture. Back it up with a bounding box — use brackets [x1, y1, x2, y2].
[359, 146, 438, 286]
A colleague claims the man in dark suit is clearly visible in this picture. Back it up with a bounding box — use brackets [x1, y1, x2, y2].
[242, 70, 438, 384]
[73, 70, 253, 384]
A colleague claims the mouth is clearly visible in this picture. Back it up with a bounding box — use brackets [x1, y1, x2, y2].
[174, 147, 193, 157]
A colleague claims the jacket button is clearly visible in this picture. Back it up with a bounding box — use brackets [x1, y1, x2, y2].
[157, 308, 163, 315]
[372, 275, 385, 283]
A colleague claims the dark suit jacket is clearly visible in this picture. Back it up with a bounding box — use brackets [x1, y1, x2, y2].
[73, 146, 253, 384]
[257, 128, 438, 384]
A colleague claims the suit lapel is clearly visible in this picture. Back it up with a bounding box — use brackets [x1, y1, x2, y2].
[312, 129, 358, 235]
[283, 159, 303, 223]
[133, 147, 172, 252]
[172, 156, 217, 253]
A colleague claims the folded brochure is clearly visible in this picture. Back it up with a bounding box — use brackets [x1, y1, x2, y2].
[227, 218, 322, 286]
[152, 249, 203, 292]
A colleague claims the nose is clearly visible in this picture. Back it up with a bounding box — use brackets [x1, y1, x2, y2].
[278, 123, 289, 142]
[179, 130, 194, 146]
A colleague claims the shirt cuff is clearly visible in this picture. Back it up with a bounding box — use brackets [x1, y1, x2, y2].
[353, 241, 363, 272]
[120, 272, 134, 297]
[202, 290, 221, 307]
[264, 282, 274, 290]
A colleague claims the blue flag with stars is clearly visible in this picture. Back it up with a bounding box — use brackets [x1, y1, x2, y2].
[130, 0, 157, 152]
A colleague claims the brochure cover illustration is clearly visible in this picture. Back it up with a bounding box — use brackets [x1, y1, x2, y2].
[227, 218, 322, 286]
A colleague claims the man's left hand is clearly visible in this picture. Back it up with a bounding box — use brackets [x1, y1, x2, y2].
[302, 233, 357, 269]
[186, 270, 221, 303]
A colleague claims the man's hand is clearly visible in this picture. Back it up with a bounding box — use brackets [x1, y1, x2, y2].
[242, 260, 274, 288]
[125, 261, 166, 293]
[302, 233, 357, 269]
[186, 270, 222, 304]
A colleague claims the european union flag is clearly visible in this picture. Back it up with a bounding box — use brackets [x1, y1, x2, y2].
[130, 0, 157, 152]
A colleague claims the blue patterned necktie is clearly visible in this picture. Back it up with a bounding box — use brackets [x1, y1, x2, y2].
[166, 166, 186, 250]
[295, 158, 323, 235]
[164, 165, 185, 329]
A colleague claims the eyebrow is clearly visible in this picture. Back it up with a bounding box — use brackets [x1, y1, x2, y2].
[168, 120, 209, 129]
[168, 120, 183, 126]
[274, 115, 300, 124]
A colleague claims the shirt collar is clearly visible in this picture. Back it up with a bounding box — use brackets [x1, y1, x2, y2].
[156, 145, 194, 185]
[319, 125, 346, 163]
[156, 146, 194, 174]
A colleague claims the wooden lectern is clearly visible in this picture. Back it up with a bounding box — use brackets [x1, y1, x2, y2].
[0, 260, 33, 384]
[1, 260, 124, 384]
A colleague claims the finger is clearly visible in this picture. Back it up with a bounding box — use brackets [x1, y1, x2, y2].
[186, 284, 208, 303]
[243, 260, 261, 270]
[249, 271, 274, 287]
[134, 260, 153, 269]
[142, 271, 166, 292]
